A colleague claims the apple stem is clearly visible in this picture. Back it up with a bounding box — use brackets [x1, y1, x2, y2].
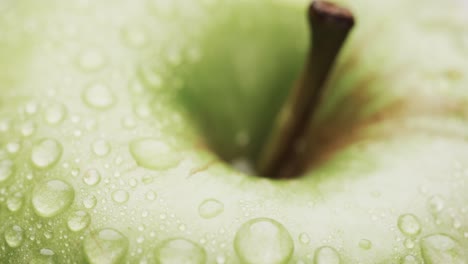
[256, 1, 355, 178]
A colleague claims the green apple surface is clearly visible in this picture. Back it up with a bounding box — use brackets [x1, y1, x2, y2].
[1, 0, 468, 263]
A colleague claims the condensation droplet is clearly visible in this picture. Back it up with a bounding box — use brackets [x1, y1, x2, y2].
[77, 48, 106, 72]
[6, 194, 23, 212]
[83, 169, 101, 186]
[0, 159, 14, 182]
[129, 138, 180, 170]
[400, 255, 420, 264]
[44, 103, 67, 125]
[314, 246, 341, 264]
[20, 120, 36, 137]
[92, 139, 111, 157]
[358, 239, 372, 250]
[67, 210, 91, 232]
[404, 238, 415, 249]
[234, 218, 294, 264]
[4, 225, 23, 248]
[30, 139, 63, 169]
[121, 25, 148, 48]
[6, 142, 21, 154]
[83, 195, 97, 209]
[299, 233, 310, 245]
[145, 191, 157, 201]
[198, 199, 224, 219]
[428, 195, 445, 214]
[398, 214, 421, 236]
[112, 190, 129, 204]
[32, 179, 75, 217]
[83, 228, 128, 264]
[420, 234, 466, 264]
[155, 238, 206, 264]
[82, 83, 115, 109]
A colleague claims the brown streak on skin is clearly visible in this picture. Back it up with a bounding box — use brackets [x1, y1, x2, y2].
[188, 159, 218, 178]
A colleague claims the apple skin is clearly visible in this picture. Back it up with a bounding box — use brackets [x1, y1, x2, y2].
[1, 0, 468, 263]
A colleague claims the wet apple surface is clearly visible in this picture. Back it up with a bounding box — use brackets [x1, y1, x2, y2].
[0, 0, 468, 263]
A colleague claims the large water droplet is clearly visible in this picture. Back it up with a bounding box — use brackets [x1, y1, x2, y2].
[83, 228, 128, 264]
[44, 103, 67, 125]
[0, 159, 14, 182]
[92, 139, 111, 157]
[30, 139, 63, 169]
[32, 180, 75, 217]
[77, 48, 106, 72]
[4, 225, 23, 248]
[129, 138, 180, 170]
[198, 199, 224, 219]
[83, 169, 101, 186]
[314, 246, 341, 264]
[398, 214, 421, 236]
[67, 210, 91, 232]
[155, 238, 206, 264]
[82, 83, 115, 109]
[112, 190, 129, 204]
[420, 234, 466, 264]
[234, 218, 294, 264]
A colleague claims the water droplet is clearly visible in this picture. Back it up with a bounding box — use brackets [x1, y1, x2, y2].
[40, 248, 55, 256]
[398, 214, 422, 236]
[404, 238, 415, 249]
[32, 179, 75, 217]
[6, 142, 21, 154]
[299, 233, 310, 244]
[4, 225, 23, 248]
[30, 139, 63, 169]
[6, 194, 23, 212]
[155, 238, 206, 264]
[314, 246, 341, 264]
[44, 103, 67, 125]
[400, 255, 420, 264]
[83, 228, 128, 264]
[358, 239, 372, 250]
[234, 218, 294, 264]
[67, 210, 91, 232]
[121, 116, 137, 129]
[129, 138, 180, 170]
[83, 195, 97, 209]
[20, 120, 36, 137]
[198, 199, 224, 219]
[428, 195, 445, 214]
[121, 25, 148, 48]
[420, 234, 466, 264]
[112, 190, 129, 204]
[145, 191, 157, 201]
[82, 83, 115, 109]
[92, 139, 111, 157]
[24, 101, 39, 115]
[0, 159, 14, 182]
[77, 48, 106, 72]
[82, 169, 101, 186]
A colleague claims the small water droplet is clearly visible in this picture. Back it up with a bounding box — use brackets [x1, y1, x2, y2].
[4, 225, 23, 248]
[121, 25, 148, 48]
[234, 218, 294, 264]
[359, 239, 372, 250]
[67, 210, 91, 232]
[24, 101, 39, 115]
[6, 142, 21, 154]
[6, 194, 23, 212]
[400, 255, 420, 264]
[83, 195, 97, 209]
[83, 228, 128, 264]
[314, 246, 341, 264]
[121, 116, 137, 129]
[299, 233, 310, 244]
[0, 159, 14, 182]
[32, 179, 75, 217]
[82, 169, 101, 186]
[20, 121, 36, 137]
[30, 139, 63, 169]
[404, 238, 415, 249]
[82, 83, 115, 109]
[428, 195, 445, 214]
[129, 138, 180, 170]
[155, 238, 206, 264]
[198, 199, 224, 219]
[145, 191, 156, 201]
[92, 139, 111, 157]
[420, 234, 466, 263]
[44, 103, 67, 125]
[398, 214, 422, 236]
[112, 190, 129, 204]
[77, 48, 106, 72]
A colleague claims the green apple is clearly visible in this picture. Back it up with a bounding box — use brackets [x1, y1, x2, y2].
[1, 0, 468, 263]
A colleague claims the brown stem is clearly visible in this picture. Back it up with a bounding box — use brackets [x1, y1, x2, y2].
[256, 1, 355, 178]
